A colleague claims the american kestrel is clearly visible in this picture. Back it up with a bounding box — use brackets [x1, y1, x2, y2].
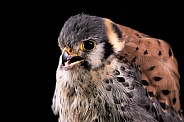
[52, 14, 184, 122]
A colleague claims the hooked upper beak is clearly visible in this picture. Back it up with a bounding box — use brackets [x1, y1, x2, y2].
[61, 48, 84, 69]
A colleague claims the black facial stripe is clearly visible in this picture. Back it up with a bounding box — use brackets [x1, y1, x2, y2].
[111, 23, 122, 39]
[80, 60, 91, 70]
[104, 40, 114, 59]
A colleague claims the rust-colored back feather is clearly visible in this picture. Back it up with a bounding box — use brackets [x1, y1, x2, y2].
[116, 24, 181, 115]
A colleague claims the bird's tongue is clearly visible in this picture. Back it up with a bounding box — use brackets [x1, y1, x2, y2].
[64, 57, 84, 70]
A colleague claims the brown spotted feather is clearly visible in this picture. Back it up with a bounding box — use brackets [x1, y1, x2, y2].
[115, 23, 181, 115]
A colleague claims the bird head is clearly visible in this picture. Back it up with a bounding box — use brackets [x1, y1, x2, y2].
[58, 14, 114, 71]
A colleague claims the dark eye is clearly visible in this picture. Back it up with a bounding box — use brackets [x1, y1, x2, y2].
[80, 39, 96, 51]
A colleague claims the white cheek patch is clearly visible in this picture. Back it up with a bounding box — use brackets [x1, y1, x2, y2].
[87, 43, 104, 69]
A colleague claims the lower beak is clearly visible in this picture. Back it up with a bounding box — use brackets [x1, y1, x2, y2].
[61, 48, 84, 69]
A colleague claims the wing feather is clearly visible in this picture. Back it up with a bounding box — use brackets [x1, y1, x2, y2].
[117, 23, 181, 114]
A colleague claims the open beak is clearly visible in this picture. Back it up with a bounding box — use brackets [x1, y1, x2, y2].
[61, 48, 84, 70]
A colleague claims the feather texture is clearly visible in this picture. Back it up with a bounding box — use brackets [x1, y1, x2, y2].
[114, 22, 181, 116]
[52, 14, 183, 121]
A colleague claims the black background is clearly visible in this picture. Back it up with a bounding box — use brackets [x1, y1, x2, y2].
[8, 1, 183, 121]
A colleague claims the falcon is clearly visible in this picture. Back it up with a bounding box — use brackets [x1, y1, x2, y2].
[52, 13, 184, 122]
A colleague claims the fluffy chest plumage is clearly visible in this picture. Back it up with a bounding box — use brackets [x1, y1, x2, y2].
[52, 59, 157, 122]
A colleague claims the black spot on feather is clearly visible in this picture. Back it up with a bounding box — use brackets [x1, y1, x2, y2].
[141, 80, 149, 86]
[117, 77, 125, 82]
[162, 90, 170, 95]
[146, 66, 156, 71]
[135, 47, 139, 51]
[172, 98, 177, 104]
[153, 76, 162, 81]
[131, 56, 137, 62]
[144, 50, 148, 55]
[158, 51, 162, 56]
[148, 92, 154, 97]
[160, 102, 166, 110]
[135, 33, 142, 38]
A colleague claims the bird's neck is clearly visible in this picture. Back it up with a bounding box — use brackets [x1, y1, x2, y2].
[53, 59, 152, 122]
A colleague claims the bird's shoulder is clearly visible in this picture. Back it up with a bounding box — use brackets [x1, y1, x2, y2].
[103, 18, 183, 121]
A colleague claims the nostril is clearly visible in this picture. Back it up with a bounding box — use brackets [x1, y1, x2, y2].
[68, 48, 73, 54]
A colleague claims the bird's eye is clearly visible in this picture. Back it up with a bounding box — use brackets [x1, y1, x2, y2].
[80, 39, 96, 51]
